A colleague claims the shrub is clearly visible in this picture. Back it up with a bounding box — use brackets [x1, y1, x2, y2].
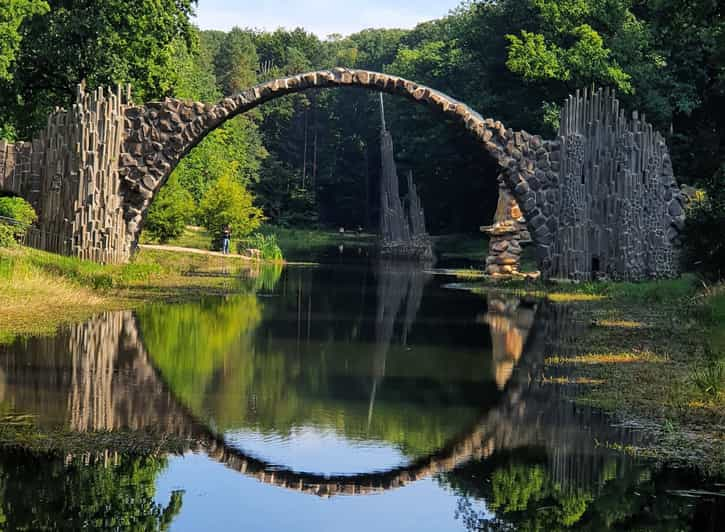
[238, 233, 284, 261]
[143, 176, 196, 243]
[0, 196, 37, 226]
[0, 223, 17, 247]
[198, 167, 265, 243]
[684, 167, 725, 280]
[0, 196, 37, 246]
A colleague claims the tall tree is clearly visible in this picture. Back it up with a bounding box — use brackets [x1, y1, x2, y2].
[0, 0, 48, 81]
[1, 0, 197, 136]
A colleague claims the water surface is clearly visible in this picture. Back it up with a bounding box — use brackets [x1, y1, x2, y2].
[0, 255, 721, 530]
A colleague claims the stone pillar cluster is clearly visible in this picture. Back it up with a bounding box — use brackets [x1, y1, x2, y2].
[0, 84, 133, 262]
[378, 95, 433, 260]
[551, 87, 686, 280]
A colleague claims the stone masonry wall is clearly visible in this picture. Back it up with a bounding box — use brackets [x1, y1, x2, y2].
[119, 68, 548, 268]
[1, 69, 685, 279]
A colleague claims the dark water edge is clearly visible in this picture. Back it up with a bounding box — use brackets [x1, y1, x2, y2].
[0, 251, 722, 530]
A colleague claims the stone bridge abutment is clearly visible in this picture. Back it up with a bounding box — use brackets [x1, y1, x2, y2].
[0, 69, 686, 279]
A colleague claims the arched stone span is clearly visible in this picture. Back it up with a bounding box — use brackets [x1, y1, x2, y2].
[1, 75, 685, 279]
[120, 68, 557, 273]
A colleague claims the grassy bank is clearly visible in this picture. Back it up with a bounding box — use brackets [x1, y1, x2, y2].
[470, 276, 725, 474]
[0, 246, 262, 341]
[151, 225, 376, 261]
[257, 225, 376, 260]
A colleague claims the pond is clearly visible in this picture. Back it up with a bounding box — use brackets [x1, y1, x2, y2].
[0, 254, 721, 530]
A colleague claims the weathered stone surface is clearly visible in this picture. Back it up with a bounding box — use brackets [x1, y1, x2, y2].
[551, 87, 684, 280]
[482, 182, 530, 277]
[3, 71, 684, 278]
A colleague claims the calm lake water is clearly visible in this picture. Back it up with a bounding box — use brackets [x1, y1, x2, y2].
[0, 252, 722, 530]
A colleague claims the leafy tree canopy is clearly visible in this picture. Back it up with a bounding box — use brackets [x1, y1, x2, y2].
[0, 0, 48, 81]
[198, 166, 265, 240]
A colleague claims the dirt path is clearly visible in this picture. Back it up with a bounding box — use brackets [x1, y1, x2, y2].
[138, 244, 317, 266]
[138, 244, 253, 260]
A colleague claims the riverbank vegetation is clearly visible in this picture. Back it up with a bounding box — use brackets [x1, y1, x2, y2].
[465, 276, 725, 474]
[0, 246, 278, 341]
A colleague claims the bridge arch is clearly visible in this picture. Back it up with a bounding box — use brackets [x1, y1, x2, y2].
[120, 68, 556, 270]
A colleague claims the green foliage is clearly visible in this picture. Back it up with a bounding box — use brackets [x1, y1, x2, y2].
[168, 30, 220, 103]
[143, 176, 196, 243]
[684, 167, 725, 279]
[198, 168, 265, 241]
[490, 464, 546, 512]
[505, 2, 633, 92]
[214, 28, 258, 95]
[238, 233, 284, 261]
[2, 0, 197, 136]
[173, 116, 268, 205]
[0, 121, 16, 141]
[0, 195, 36, 226]
[442, 453, 706, 531]
[0, 223, 16, 247]
[506, 30, 565, 81]
[0, 0, 48, 80]
[167, 28, 268, 209]
[0, 196, 36, 244]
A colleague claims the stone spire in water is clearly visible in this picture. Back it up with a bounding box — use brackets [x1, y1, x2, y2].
[378, 94, 432, 260]
[379, 93, 411, 244]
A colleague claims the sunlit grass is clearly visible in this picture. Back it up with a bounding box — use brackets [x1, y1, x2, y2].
[593, 319, 644, 328]
[545, 350, 667, 366]
[547, 292, 607, 302]
[0, 246, 273, 341]
[452, 268, 487, 280]
[542, 376, 606, 385]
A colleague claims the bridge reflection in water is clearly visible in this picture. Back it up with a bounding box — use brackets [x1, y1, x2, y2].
[2, 263, 722, 530]
[0, 262, 642, 500]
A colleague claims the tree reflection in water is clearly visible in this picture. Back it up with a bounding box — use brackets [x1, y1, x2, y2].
[0, 450, 181, 531]
[0, 261, 721, 529]
[444, 450, 723, 531]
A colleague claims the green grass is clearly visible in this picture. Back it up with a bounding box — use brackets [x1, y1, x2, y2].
[257, 225, 376, 259]
[529, 277, 725, 475]
[19, 247, 162, 289]
[466, 274, 701, 305]
[0, 246, 273, 341]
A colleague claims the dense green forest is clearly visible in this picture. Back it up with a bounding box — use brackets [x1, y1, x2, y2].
[1, 1, 723, 262]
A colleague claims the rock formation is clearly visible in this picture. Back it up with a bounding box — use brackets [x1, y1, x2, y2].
[0, 70, 686, 280]
[481, 181, 534, 278]
[378, 94, 433, 260]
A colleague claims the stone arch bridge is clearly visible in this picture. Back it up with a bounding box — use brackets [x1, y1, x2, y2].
[0, 68, 685, 279]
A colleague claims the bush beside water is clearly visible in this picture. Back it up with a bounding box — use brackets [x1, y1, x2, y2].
[238, 233, 283, 261]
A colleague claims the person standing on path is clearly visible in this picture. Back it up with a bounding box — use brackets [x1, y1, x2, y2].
[222, 224, 232, 255]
